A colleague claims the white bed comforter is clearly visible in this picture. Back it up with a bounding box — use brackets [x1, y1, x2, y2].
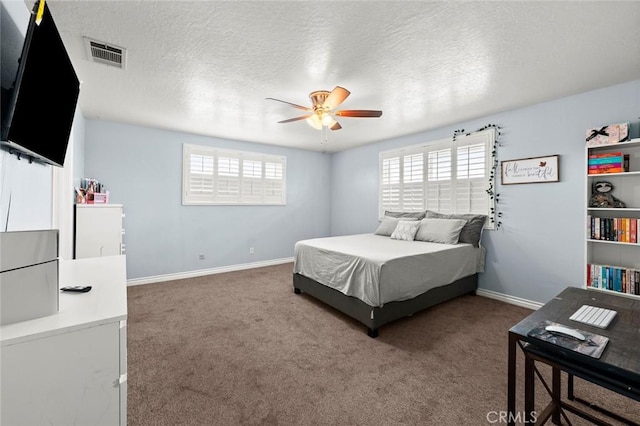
[293, 233, 485, 307]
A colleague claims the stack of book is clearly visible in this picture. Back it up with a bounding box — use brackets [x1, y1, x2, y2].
[588, 152, 630, 174]
[587, 263, 640, 295]
[587, 216, 638, 243]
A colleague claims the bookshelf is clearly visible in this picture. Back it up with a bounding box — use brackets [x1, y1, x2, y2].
[586, 138, 640, 298]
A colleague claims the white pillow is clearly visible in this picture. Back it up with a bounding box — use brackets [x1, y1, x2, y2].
[390, 220, 421, 241]
[415, 218, 466, 244]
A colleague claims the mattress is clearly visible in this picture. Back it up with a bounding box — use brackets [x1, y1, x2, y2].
[293, 233, 484, 307]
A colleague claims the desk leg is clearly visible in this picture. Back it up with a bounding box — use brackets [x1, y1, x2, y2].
[507, 332, 518, 426]
[567, 373, 574, 401]
[524, 354, 535, 425]
[552, 367, 561, 425]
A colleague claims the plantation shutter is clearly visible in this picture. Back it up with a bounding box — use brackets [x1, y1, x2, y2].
[216, 156, 240, 202]
[456, 138, 488, 214]
[241, 158, 263, 203]
[425, 147, 453, 213]
[184, 146, 215, 203]
[264, 160, 285, 204]
[402, 152, 425, 211]
[378, 129, 495, 226]
[380, 156, 401, 213]
[183, 144, 286, 205]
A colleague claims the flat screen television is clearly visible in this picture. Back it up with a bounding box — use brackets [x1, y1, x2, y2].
[1, 1, 80, 167]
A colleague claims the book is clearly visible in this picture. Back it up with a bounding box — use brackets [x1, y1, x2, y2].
[632, 219, 638, 244]
[588, 152, 624, 159]
[625, 218, 630, 243]
[527, 320, 610, 359]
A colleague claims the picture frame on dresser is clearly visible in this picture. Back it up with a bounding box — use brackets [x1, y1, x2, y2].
[585, 137, 640, 298]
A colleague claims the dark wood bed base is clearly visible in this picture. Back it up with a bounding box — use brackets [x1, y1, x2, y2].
[293, 273, 478, 338]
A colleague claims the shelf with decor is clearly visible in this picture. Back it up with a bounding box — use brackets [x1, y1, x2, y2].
[585, 129, 640, 298]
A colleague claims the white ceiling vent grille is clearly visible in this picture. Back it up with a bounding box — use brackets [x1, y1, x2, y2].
[83, 37, 126, 69]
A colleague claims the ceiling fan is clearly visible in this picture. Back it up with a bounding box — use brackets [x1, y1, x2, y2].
[266, 86, 382, 132]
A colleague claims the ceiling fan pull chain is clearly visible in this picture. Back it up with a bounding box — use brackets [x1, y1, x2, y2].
[321, 125, 328, 144]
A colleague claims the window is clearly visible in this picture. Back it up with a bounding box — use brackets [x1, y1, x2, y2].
[379, 128, 494, 227]
[183, 144, 286, 205]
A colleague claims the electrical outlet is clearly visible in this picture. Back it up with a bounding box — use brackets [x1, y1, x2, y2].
[249, 247, 255, 255]
[199, 253, 205, 260]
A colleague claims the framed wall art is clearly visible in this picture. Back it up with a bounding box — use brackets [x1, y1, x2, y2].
[501, 155, 559, 185]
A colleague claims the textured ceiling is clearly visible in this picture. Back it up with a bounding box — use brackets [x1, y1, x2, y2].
[42, 1, 640, 152]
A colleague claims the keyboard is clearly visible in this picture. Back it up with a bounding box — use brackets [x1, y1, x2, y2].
[569, 305, 617, 329]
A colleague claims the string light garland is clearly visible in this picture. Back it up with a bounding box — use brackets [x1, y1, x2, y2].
[453, 124, 503, 229]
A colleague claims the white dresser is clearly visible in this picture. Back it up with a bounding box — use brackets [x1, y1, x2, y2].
[75, 204, 125, 258]
[0, 255, 128, 426]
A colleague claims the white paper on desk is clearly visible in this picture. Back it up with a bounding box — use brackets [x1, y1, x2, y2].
[527, 320, 609, 359]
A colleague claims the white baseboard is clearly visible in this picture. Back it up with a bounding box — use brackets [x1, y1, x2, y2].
[127, 257, 294, 286]
[476, 288, 543, 311]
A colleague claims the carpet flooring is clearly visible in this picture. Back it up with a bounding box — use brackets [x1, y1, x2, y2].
[127, 263, 639, 425]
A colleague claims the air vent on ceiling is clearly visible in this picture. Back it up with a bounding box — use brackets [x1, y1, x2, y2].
[83, 37, 126, 69]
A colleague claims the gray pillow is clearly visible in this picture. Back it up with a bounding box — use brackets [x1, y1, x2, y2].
[425, 211, 487, 247]
[384, 210, 426, 220]
[374, 217, 418, 237]
[415, 218, 466, 244]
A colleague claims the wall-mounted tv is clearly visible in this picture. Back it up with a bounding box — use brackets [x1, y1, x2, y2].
[1, 1, 80, 168]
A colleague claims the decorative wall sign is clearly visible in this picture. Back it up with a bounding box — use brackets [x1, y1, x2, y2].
[501, 155, 559, 184]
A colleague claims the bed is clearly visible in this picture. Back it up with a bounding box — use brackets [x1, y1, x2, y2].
[293, 232, 485, 337]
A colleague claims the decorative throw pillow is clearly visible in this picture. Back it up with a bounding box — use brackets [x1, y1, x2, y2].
[384, 210, 426, 220]
[390, 220, 421, 241]
[374, 217, 418, 237]
[415, 218, 467, 244]
[425, 211, 487, 247]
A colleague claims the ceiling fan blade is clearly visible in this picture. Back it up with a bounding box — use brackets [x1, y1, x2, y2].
[277, 115, 312, 124]
[266, 97, 312, 111]
[323, 86, 350, 110]
[335, 109, 383, 118]
[330, 121, 342, 131]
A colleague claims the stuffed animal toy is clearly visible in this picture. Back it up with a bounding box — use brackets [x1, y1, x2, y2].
[589, 181, 626, 208]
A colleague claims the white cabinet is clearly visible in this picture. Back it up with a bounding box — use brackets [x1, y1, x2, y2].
[0, 256, 128, 426]
[75, 204, 124, 258]
[585, 138, 640, 298]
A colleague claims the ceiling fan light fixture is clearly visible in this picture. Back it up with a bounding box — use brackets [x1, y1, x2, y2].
[267, 86, 382, 138]
[321, 112, 334, 126]
[306, 114, 322, 130]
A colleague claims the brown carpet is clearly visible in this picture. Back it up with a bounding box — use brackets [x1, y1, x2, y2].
[127, 263, 639, 425]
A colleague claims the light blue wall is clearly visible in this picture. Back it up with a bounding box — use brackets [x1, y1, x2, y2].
[72, 111, 85, 188]
[331, 80, 640, 304]
[84, 120, 332, 280]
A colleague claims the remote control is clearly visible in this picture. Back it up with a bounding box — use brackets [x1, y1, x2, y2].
[60, 286, 92, 293]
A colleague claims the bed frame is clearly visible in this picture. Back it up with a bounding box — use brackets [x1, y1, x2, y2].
[293, 272, 478, 338]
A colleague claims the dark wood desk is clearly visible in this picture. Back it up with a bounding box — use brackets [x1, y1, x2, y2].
[507, 287, 640, 425]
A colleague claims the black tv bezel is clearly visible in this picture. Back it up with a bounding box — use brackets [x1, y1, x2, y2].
[0, 1, 80, 168]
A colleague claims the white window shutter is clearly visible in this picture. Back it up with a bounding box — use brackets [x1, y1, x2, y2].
[380, 156, 401, 214]
[264, 161, 285, 204]
[216, 156, 240, 202]
[401, 153, 424, 212]
[426, 148, 453, 213]
[379, 128, 494, 225]
[456, 142, 488, 214]
[183, 144, 286, 205]
[241, 159, 264, 203]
